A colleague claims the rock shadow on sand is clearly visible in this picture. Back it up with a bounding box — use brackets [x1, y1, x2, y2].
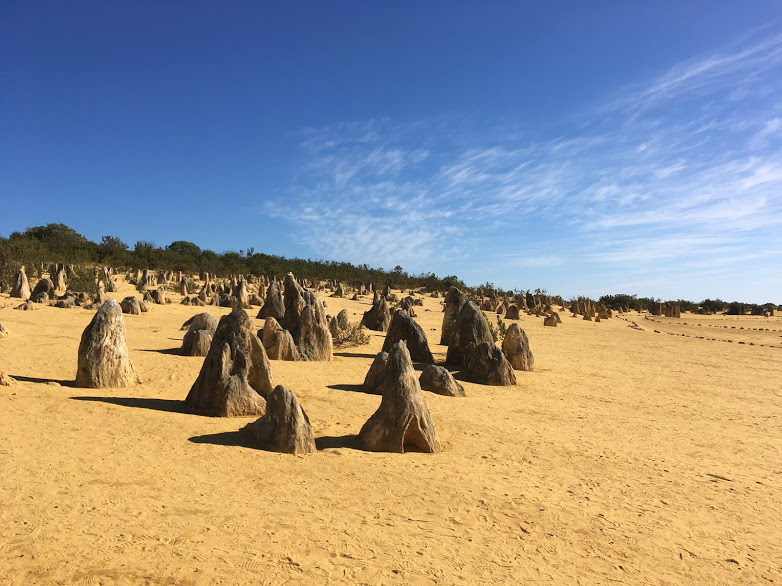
[70, 396, 184, 413]
[137, 347, 183, 356]
[333, 351, 378, 359]
[188, 428, 258, 450]
[11, 374, 74, 386]
[326, 383, 369, 394]
[315, 434, 364, 450]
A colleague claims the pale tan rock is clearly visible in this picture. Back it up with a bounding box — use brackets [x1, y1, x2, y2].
[75, 300, 141, 388]
[359, 341, 441, 453]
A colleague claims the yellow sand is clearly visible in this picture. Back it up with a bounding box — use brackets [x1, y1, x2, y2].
[0, 281, 780, 585]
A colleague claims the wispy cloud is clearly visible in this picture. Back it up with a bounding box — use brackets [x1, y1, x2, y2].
[267, 31, 782, 300]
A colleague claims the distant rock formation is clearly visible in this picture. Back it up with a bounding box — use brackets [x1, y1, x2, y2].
[181, 312, 218, 357]
[441, 287, 468, 345]
[75, 300, 141, 388]
[361, 296, 392, 332]
[258, 280, 284, 322]
[10, 266, 31, 300]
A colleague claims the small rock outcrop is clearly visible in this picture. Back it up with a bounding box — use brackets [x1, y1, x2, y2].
[445, 301, 494, 366]
[419, 364, 466, 397]
[257, 280, 285, 322]
[261, 317, 300, 361]
[358, 341, 441, 453]
[329, 308, 349, 338]
[30, 291, 49, 304]
[543, 314, 558, 327]
[120, 296, 141, 315]
[282, 273, 306, 332]
[185, 307, 273, 417]
[505, 305, 520, 320]
[75, 300, 141, 388]
[294, 298, 333, 361]
[31, 278, 55, 299]
[381, 310, 434, 363]
[10, 267, 31, 300]
[361, 351, 388, 394]
[233, 280, 249, 307]
[361, 296, 392, 332]
[501, 324, 534, 371]
[441, 286, 469, 345]
[247, 385, 316, 454]
[465, 342, 517, 386]
[181, 312, 218, 357]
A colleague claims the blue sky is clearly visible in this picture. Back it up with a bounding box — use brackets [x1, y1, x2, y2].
[2, 2, 781, 303]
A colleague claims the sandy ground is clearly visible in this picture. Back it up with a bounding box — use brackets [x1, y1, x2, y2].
[0, 279, 780, 585]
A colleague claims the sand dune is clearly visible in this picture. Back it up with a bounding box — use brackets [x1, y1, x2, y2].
[1, 281, 781, 584]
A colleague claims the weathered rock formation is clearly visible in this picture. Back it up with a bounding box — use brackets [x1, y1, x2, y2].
[381, 310, 434, 363]
[501, 324, 534, 371]
[257, 280, 285, 322]
[445, 301, 494, 366]
[282, 273, 306, 332]
[185, 307, 273, 417]
[75, 300, 141, 388]
[361, 296, 392, 332]
[30, 291, 49, 304]
[362, 351, 388, 394]
[51, 263, 67, 292]
[294, 298, 333, 361]
[10, 267, 31, 300]
[181, 312, 218, 357]
[543, 314, 558, 327]
[121, 296, 141, 315]
[465, 342, 517, 386]
[441, 286, 468, 345]
[31, 278, 55, 300]
[247, 385, 316, 454]
[329, 308, 349, 338]
[261, 317, 300, 361]
[358, 341, 441, 453]
[505, 304, 520, 320]
[419, 364, 466, 397]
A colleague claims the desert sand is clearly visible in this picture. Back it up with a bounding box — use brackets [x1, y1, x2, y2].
[1, 280, 780, 585]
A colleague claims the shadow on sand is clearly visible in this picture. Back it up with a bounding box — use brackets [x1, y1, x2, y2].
[188, 427, 258, 449]
[137, 347, 182, 356]
[70, 395, 185, 413]
[11, 375, 74, 386]
[333, 351, 378, 359]
[326, 383, 372, 394]
[315, 434, 365, 451]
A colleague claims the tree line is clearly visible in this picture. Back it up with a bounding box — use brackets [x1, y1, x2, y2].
[1, 224, 777, 312]
[0, 223, 465, 291]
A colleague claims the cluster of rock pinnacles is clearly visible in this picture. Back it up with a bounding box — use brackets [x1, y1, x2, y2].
[36, 270, 541, 456]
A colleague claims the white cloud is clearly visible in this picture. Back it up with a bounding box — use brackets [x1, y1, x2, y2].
[266, 31, 782, 301]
